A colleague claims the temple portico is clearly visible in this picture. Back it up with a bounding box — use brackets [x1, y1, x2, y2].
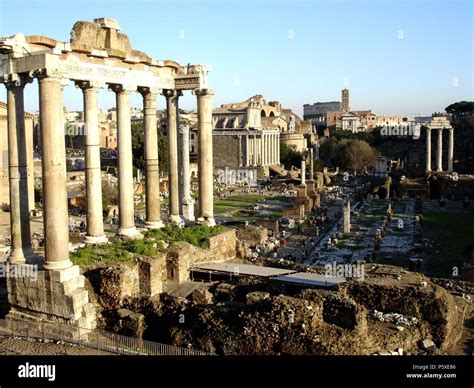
[0, 18, 215, 331]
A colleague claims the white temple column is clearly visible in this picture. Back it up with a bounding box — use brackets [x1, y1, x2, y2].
[5, 75, 34, 263]
[300, 160, 306, 187]
[448, 128, 454, 172]
[426, 127, 432, 172]
[274, 133, 278, 164]
[245, 132, 249, 167]
[77, 81, 108, 244]
[436, 128, 443, 172]
[164, 89, 183, 226]
[140, 87, 164, 229]
[38, 73, 72, 270]
[110, 84, 142, 239]
[181, 123, 195, 221]
[194, 88, 215, 226]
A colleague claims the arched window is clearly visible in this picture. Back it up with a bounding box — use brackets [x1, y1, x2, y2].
[261, 110, 266, 117]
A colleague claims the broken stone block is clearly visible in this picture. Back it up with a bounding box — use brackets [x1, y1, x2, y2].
[246, 291, 270, 305]
[214, 283, 237, 301]
[421, 339, 436, 351]
[190, 288, 214, 305]
[117, 308, 132, 319]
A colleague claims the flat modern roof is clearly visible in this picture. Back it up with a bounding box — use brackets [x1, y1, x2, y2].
[272, 272, 346, 287]
[191, 262, 296, 277]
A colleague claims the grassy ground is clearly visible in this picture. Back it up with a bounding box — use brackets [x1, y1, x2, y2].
[214, 194, 291, 219]
[144, 225, 225, 249]
[423, 210, 474, 278]
[71, 226, 225, 269]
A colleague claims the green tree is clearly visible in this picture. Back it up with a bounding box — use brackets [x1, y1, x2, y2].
[280, 143, 303, 169]
[445, 101, 474, 117]
[131, 121, 168, 173]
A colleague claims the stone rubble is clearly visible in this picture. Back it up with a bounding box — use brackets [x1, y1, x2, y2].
[368, 309, 418, 326]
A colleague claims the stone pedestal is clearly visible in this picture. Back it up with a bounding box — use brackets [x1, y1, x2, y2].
[6, 264, 96, 331]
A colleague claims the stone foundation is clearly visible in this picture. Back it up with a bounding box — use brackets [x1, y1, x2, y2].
[6, 264, 97, 334]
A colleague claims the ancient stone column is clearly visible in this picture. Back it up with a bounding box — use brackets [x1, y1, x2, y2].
[436, 128, 443, 172]
[164, 89, 183, 226]
[448, 128, 454, 172]
[274, 133, 278, 164]
[245, 133, 249, 167]
[343, 200, 351, 233]
[252, 135, 256, 166]
[309, 147, 314, 180]
[139, 87, 164, 229]
[4, 75, 34, 263]
[110, 84, 142, 238]
[77, 81, 108, 244]
[180, 124, 195, 221]
[425, 127, 432, 172]
[38, 73, 72, 270]
[194, 88, 215, 226]
[300, 160, 306, 187]
[277, 133, 280, 164]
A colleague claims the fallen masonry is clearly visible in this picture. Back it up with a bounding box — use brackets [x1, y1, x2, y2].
[77, 261, 472, 355]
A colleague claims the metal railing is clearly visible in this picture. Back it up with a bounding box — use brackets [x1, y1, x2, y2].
[0, 319, 210, 356]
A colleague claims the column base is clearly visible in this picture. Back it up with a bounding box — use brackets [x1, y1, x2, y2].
[145, 220, 165, 229]
[169, 214, 185, 227]
[182, 199, 195, 222]
[117, 227, 144, 239]
[197, 217, 216, 227]
[8, 250, 27, 265]
[84, 235, 109, 245]
[42, 259, 74, 271]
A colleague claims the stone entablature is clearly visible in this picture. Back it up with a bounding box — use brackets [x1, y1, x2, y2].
[0, 19, 208, 91]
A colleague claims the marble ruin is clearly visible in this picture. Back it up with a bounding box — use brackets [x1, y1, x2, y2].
[0, 18, 215, 330]
[425, 116, 454, 173]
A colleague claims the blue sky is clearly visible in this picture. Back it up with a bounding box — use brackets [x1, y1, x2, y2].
[0, 0, 472, 116]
